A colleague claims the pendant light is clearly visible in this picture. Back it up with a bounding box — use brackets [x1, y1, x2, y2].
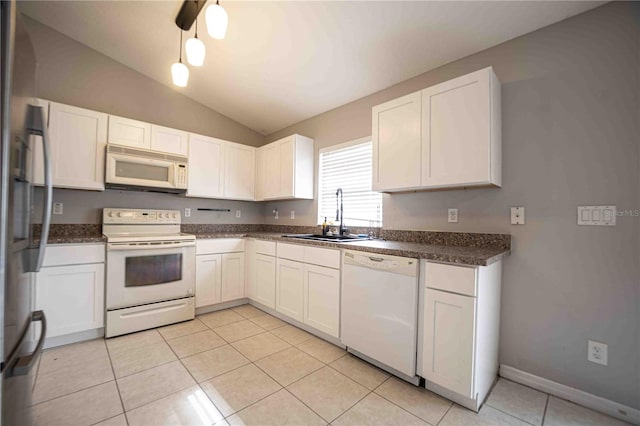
[206, 0, 228, 40]
[171, 30, 189, 87]
[185, 17, 205, 67]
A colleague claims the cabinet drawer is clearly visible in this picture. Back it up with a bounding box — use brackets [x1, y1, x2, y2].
[196, 238, 244, 255]
[43, 244, 105, 267]
[304, 246, 340, 269]
[277, 243, 304, 262]
[255, 240, 276, 256]
[425, 262, 477, 297]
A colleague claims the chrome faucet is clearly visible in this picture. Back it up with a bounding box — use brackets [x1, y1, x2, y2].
[336, 188, 348, 236]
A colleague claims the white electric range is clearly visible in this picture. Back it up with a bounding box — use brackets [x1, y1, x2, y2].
[103, 208, 196, 338]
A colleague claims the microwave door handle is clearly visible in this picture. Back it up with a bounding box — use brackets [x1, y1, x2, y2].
[26, 105, 52, 272]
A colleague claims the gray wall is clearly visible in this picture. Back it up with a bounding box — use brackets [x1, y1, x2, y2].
[263, 3, 640, 409]
[34, 188, 263, 225]
[23, 15, 266, 225]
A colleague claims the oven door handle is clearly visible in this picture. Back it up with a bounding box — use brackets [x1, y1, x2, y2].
[107, 241, 196, 251]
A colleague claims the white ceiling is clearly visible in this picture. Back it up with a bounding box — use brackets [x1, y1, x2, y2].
[19, 1, 604, 135]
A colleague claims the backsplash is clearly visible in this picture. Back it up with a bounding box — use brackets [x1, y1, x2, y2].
[37, 223, 511, 251]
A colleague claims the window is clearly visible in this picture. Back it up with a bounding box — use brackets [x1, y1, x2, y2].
[317, 138, 382, 227]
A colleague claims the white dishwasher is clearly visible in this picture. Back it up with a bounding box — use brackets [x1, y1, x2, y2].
[341, 250, 419, 381]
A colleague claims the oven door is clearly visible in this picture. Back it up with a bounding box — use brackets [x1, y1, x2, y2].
[106, 240, 195, 310]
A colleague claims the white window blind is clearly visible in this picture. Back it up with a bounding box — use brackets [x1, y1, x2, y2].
[317, 140, 382, 227]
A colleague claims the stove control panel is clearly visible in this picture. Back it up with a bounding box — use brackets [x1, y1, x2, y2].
[103, 208, 181, 225]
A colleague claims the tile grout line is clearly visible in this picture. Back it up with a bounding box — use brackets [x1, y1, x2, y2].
[486, 404, 539, 426]
[104, 339, 132, 426]
[157, 320, 232, 421]
[372, 379, 445, 426]
[436, 402, 455, 426]
[541, 394, 550, 425]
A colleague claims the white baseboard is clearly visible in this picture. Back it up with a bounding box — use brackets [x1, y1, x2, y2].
[500, 365, 639, 425]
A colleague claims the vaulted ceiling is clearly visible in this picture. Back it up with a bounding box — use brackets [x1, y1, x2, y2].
[19, 1, 604, 135]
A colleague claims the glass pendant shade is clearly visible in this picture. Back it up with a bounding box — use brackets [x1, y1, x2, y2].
[206, 3, 228, 40]
[185, 36, 206, 66]
[171, 61, 189, 87]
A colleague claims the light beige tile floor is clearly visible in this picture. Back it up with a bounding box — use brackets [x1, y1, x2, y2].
[30, 304, 632, 426]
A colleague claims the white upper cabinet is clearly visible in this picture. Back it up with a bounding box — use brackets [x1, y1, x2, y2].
[372, 67, 501, 192]
[187, 133, 225, 199]
[35, 101, 108, 190]
[372, 92, 422, 191]
[151, 125, 189, 156]
[224, 142, 256, 200]
[258, 134, 314, 200]
[107, 115, 151, 149]
[421, 67, 501, 188]
[254, 146, 266, 201]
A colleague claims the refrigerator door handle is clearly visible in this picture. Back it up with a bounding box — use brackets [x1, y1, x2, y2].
[26, 105, 52, 272]
[1, 310, 47, 377]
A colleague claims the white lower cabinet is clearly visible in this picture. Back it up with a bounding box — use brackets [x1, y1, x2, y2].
[303, 264, 340, 337]
[274, 242, 341, 337]
[195, 239, 245, 308]
[423, 289, 475, 397]
[419, 260, 502, 411]
[195, 254, 222, 308]
[254, 254, 276, 309]
[276, 259, 304, 322]
[221, 253, 245, 302]
[33, 244, 105, 344]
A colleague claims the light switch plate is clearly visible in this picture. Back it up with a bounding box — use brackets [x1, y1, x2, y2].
[448, 208, 458, 223]
[52, 203, 63, 215]
[235, 210, 241, 218]
[578, 206, 616, 226]
[511, 207, 525, 225]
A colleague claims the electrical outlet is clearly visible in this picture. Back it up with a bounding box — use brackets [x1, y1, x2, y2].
[184, 208, 191, 218]
[448, 208, 458, 223]
[290, 210, 295, 219]
[273, 209, 278, 220]
[52, 203, 63, 215]
[587, 340, 608, 366]
[511, 207, 525, 225]
[235, 210, 241, 218]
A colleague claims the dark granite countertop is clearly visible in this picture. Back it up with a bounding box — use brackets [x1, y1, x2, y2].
[238, 232, 508, 266]
[36, 224, 510, 266]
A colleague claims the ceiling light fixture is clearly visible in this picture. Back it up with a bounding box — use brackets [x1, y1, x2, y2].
[186, 18, 206, 66]
[206, 0, 228, 40]
[171, 30, 189, 87]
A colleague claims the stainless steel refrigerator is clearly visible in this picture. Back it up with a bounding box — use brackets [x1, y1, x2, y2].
[1, 1, 52, 424]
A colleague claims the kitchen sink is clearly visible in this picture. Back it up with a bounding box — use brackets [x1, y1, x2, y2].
[283, 234, 369, 243]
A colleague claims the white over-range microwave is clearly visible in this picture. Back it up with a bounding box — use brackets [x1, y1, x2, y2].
[105, 144, 188, 193]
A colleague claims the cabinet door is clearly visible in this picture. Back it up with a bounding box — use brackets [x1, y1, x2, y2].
[254, 147, 266, 201]
[221, 253, 245, 302]
[245, 239, 256, 299]
[372, 91, 421, 191]
[276, 259, 304, 321]
[422, 288, 476, 397]
[195, 254, 222, 308]
[34, 263, 104, 338]
[421, 68, 491, 187]
[42, 102, 107, 190]
[224, 142, 256, 200]
[279, 136, 295, 198]
[187, 134, 225, 198]
[108, 115, 151, 149]
[303, 264, 340, 337]
[254, 254, 276, 308]
[264, 143, 281, 199]
[151, 125, 189, 155]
